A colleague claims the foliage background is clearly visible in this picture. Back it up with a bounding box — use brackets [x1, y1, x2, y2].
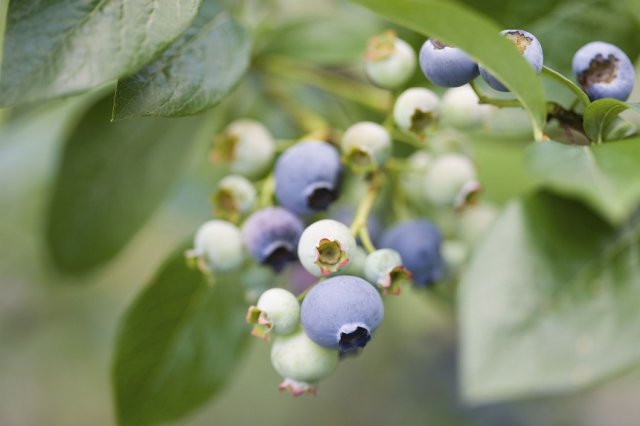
[2, 0, 640, 425]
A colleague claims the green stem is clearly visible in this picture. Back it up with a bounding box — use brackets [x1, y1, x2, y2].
[350, 172, 383, 240]
[469, 80, 522, 108]
[358, 227, 376, 254]
[259, 173, 275, 207]
[541, 66, 590, 108]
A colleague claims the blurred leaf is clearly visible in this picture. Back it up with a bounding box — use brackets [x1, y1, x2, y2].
[113, 244, 250, 426]
[47, 95, 206, 273]
[113, 3, 251, 119]
[460, 191, 640, 403]
[583, 99, 640, 142]
[525, 138, 640, 224]
[0, 0, 201, 106]
[263, 13, 381, 66]
[350, 0, 547, 139]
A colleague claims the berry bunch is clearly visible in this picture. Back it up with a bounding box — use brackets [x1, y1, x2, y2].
[186, 28, 635, 396]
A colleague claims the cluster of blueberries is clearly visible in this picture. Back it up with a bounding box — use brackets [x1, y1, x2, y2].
[187, 27, 635, 396]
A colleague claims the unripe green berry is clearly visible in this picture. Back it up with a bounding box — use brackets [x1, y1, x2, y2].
[341, 122, 391, 172]
[190, 220, 244, 272]
[424, 154, 479, 208]
[247, 288, 300, 340]
[364, 31, 416, 90]
[393, 87, 439, 133]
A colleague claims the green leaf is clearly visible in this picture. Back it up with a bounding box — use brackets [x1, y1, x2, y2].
[525, 139, 640, 225]
[0, 0, 201, 107]
[46, 95, 206, 273]
[583, 99, 640, 143]
[113, 3, 251, 119]
[460, 191, 640, 403]
[113, 244, 250, 426]
[350, 0, 547, 139]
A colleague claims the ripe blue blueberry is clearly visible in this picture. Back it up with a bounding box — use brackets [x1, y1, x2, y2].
[479, 29, 543, 92]
[379, 220, 445, 287]
[189, 220, 244, 272]
[393, 87, 439, 133]
[242, 207, 304, 272]
[572, 41, 635, 101]
[300, 275, 384, 353]
[419, 39, 479, 88]
[297, 219, 356, 277]
[212, 119, 275, 177]
[271, 328, 339, 396]
[275, 140, 342, 216]
[246, 288, 300, 340]
[364, 30, 416, 90]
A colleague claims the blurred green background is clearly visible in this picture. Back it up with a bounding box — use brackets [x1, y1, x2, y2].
[2, 0, 640, 425]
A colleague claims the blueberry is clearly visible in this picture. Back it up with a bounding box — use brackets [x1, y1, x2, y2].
[572, 41, 635, 101]
[301, 275, 384, 352]
[246, 288, 300, 340]
[364, 248, 411, 295]
[340, 121, 391, 172]
[212, 174, 256, 220]
[441, 85, 495, 128]
[275, 140, 342, 216]
[419, 39, 479, 87]
[479, 29, 543, 92]
[297, 219, 356, 277]
[393, 87, 440, 133]
[271, 328, 339, 396]
[242, 207, 304, 272]
[212, 119, 275, 177]
[379, 220, 445, 287]
[189, 220, 245, 272]
[424, 153, 480, 209]
[364, 30, 416, 90]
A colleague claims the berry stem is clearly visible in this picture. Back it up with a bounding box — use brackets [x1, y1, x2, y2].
[541, 66, 590, 108]
[349, 172, 383, 251]
[358, 227, 376, 254]
[469, 79, 523, 109]
[259, 173, 275, 207]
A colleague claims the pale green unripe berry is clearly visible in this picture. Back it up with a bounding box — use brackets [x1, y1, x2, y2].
[249, 288, 300, 337]
[341, 122, 391, 171]
[213, 174, 256, 218]
[400, 150, 433, 204]
[440, 85, 495, 128]
[393, 87, 439, 132]
[271, 328, 339, 396]
[297, 219, 357, 277]
[364, 32, 416, 90]
[424, 154, 479, 208]
[216, 119, 275, 178]
[364, 248, 410, 294]
[192, 220, 244, 272]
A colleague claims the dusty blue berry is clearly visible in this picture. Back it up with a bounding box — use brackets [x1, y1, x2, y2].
[572, 41, 635, 101]
[419, 39, 479, 87]
[275, 140, 342, 216]
[242, 207, 304, 272]
[379, 220, 445, 287]
[301, 275, 384, 353]
[479, 29, 543, 92]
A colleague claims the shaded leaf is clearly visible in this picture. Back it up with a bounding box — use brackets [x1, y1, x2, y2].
[113, 244, 250, 426]
[113, 3, 251, 119]
[47, 95, 206, 273]
[0, 0, 201, 106]
[525, 138, 640, 224]
[460, 191, 640, 403]
[350, 0, 546, 139]
[583, 99, 640, 143]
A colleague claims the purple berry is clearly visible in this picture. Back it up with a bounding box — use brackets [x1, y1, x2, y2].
[242, 207, 304, 272]
[301, 275, 384, 353]
[419, 39, 479, 88]
[275, 141, 343, 216]
[572, 41, 635, 101]
[379, 220, 445, 287]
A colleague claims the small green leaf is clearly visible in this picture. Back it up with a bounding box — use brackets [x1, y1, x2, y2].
[460, 191, 640, 403]
[0, 0, 201, 106]
[47, 95, 206, 274]
[350, 0, 547, 139]
[113, 3, 251, 119]
[525, 139, 640, 225]
[113, 244, 250, 426]
[583, 99, 640, 143]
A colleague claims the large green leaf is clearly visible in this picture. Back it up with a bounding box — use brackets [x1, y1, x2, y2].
[460, 191, 640, 403]
[113, 245, 250, 426]
[0, 0, 201, 106]
[113, 3, 251, 119]
[350, 0, 547, 139]
[46, 95, 206, 273]
[583, 99, 640, 143]
[525, 139, 640, 225]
